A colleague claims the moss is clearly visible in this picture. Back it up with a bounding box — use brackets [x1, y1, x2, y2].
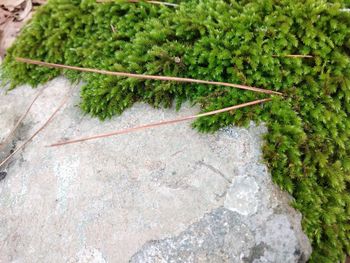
[2, 0, 350, 261]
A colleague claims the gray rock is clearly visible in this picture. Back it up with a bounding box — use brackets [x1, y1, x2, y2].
[0, 171, 6, 181]
[130, 208, 254, 263]
[0, 77, 311, 262]
[131, 207, 310, 263]
[224, 176, 259, 216]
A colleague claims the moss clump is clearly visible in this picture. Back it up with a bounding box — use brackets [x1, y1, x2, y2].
[2, 0, 350, 261]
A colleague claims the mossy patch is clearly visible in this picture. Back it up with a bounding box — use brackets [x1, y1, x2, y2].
[2, 0, 350, 261]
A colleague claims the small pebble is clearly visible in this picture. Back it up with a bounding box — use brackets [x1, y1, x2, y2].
[174, 57, 181, 63]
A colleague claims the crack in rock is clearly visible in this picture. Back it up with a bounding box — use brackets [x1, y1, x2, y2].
[197, 160, 232, 184]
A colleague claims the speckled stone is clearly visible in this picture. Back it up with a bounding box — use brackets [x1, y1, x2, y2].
[0, 77, 312, 262]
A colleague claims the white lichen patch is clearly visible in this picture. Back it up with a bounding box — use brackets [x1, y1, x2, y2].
[224, 176, 259, 216]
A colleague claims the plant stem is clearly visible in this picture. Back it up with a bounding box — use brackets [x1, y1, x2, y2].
[49, 98, 272, 147]
[0, 86, 45, 150]
[0, 88, 72, 169]
[96, 0, 179, 7]
[16, 57, 283, 95]
[272, 54, 313, 58]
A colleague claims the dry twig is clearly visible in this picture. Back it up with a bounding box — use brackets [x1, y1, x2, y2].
[96, 0, 178, 7]
[49, 98, 271, 147]
[16, 57, 283, 95]
[272, 54, 313, 58]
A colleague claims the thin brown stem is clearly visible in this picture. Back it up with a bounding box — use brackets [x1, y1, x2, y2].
[49, 98, 271, 147]
[16, 57, 282, 96]
[0, 88, 72, 169]
[272, 54, 313, 58]
[96, 0, 179, 7]
[0, 87, 45, 150]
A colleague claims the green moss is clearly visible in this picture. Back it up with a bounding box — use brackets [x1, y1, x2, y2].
[2, 0, 350, 261]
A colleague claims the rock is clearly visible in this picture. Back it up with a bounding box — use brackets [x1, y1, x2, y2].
[0, 171, 7, 181]
[0, 77, 312, 262]
[224, 176, 259, 216]
[67, 247, 107, 263]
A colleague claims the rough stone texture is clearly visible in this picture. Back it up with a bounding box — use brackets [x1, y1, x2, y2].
[0, 77, 312, 262]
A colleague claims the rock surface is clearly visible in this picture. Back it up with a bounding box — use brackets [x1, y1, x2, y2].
[0, 77, 312, 262]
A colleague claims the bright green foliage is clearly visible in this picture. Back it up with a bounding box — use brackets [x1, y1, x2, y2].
[2, 0, 350, 261]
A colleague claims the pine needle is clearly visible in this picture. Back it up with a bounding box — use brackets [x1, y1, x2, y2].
[0, 86, 45, 150]
[272, 54, 313, 58]
[0, 88, 72, 169]
[96, 0, 179, 7]
[15, 57, 283, 95]
[49, 98, 272, 147]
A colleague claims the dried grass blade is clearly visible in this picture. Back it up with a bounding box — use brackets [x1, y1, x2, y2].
[96, 0, 179, 7]
[49, 98, 272, 147]
[0, 86, 45, 150]
[16, 57, 282, 95]
[272, 54, 313, 58]
[0, 88, 72, 169]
